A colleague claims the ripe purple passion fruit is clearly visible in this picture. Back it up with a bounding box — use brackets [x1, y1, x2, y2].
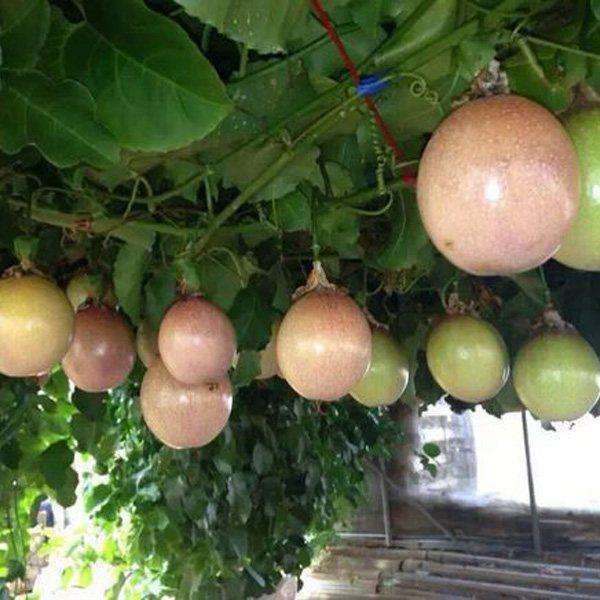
[417, 94, 579, 275]
[0, 275, 74, 377]
[276, 288, 371, 401]
[140, 359, 232, 449]
[426, 314, 509, 402]
[350, 329, 409, 407]
[554, 108, 600, 270]
[136, 320, 160, 368]
[62, 305, 135, 392]
[514, 331, 600, 422]
[158, 296, 236, 385]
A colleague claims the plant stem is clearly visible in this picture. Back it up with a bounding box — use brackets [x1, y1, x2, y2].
[238, 43, 249, 78]
[524, 35, 600, 62]
[194, 94, 360, 253]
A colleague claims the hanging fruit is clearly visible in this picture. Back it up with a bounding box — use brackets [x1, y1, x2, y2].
[417, 94, 580, 275]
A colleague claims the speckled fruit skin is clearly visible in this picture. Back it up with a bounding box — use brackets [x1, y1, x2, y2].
[158, 296, 236, 385]
[0, 275, 74, 377]
[276, 289, 371, 401]
[417, 95, 579, 275]
[62, 305, 135, 392]
[136, 320, 160, 368]
[514, 331, 600, 422]
[350, 330, 409, 407]
[140, 359, 232, 449]
[554, 108, 600, 270]
[426, 314, 509, 402]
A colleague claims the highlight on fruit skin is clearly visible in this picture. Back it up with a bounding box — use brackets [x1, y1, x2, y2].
[417, 94, 579, 276]
[256, 319, 281, 380]
[62, 305, 135, 392]
[350, 329, 409, 407]
[514, 330, 600, 422]
[136, 319, 160, 368]
[554, 108, 600, 271]
[276, 287, 371, 401]
[426, 314, 509, 403]
[140, 359, 233, 449]
[0, 275, 74, 377]
[158, 296, 236, 385]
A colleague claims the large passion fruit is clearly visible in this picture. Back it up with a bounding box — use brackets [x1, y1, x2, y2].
[554, 108, 600, 270]
[276, 287, 371, 401]
[61, 305, 135, 392]
[350, 330, 409, 407]
[158, 296, 236, 385]
[426, 314, 509, 402]
[417, 94, 579, 275]
[140, 359, 232, 449]
[0, 275, 74, 377]
[514, 330, 600, 422]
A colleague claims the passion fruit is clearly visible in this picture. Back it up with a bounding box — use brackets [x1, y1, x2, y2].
[276, 288, 371, 401]
[426, 314, 509, 402]
[514, 330, 600, 422]
[136, 320, 160, 368]
[256, 319, 281, 380]
[66, 273, 102, 310]
[140, 359, 232, 449]
[158, 296, 236, 385]
[62, 305, 135, 392]
[0, 275, 74, 377]
[417, 94, 579, 275]
[554, 108, 600, 270]
[350, 329, 409, 407]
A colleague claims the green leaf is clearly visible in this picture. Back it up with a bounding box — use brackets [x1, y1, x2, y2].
[273, 190, 311, 232]
[72, 389, 106, 421]
[114, 243, 150, 325]
[0, 70, 120, 168]
[38, 440, 78, 506]
[196, 253, 251, 311]
[593, 0, 600, 21]
[317, 205, 361, 258]
[76, 564, 92, 588]
[227, 473, 252, 524]
[229, 288, 275, 350]
[252, 443, 274, 475]
[368, 197, 433, 271]
[175, 0, 310, 54]
[422, 442, 440, 458]
[145, 268, 178, 329]
[232, 350, 261, 388]
[36, 7, 73, 79]
[0, 0, 50, 69]
[64, 0, 232, 152]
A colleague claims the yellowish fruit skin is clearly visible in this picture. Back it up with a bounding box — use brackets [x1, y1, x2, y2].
[514, 331, 600, 422]
[426, 315, 509, 403]
[554, 109, 600, 270]
[350, 330, 409, 407]
[0, 275, 74, 377]
[136, 320, 160, 368]
[256, 320, 281, 380]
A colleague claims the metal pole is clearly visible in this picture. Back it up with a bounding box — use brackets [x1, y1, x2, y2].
[521, 409, 542, 556]
[378, 457, 392, 546]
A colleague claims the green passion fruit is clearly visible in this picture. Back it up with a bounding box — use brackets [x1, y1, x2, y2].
[554, 108, 600, 270]
[417, 95, 579, 275]
[140, 359, 232, 449]
[62, 305, 135, 392]
[136, 320, 160, 368]
[276, 288, 371, 401]
[426, 315, 509, 402]
[0, 275, 74, 377]
[66, 273, 102, 310]
[350, 330, 409, 407]
[514, 330, 600, 422]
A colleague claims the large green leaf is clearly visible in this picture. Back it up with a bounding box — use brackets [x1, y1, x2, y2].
[0, 70, 120, 167]
[36, 7, 73, 79]
[114, 243, 151, 325]
[175, 0, 310, 54]
[0, 0, 50, 69]
[64, 0, 232, 152]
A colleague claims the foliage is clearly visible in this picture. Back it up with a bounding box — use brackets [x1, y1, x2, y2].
[0, 0, 598, 597]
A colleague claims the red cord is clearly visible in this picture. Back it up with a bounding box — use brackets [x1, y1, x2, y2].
[309, 0, 415, 187]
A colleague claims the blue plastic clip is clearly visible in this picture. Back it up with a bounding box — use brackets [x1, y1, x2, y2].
[356, 73, 390, 97]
